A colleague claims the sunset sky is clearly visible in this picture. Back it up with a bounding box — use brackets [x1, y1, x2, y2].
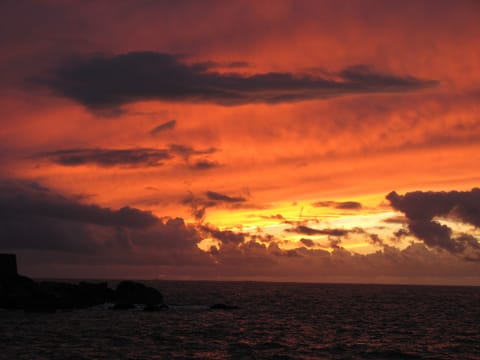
[1, 0, 479, 284]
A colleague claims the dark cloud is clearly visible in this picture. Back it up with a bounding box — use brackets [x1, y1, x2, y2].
[37, 148, 171, 167]
[313, 200, 362, 210]
[409, 220, 458, 252]
[286, 225, 349, 237]
[183, 191, 250, 222]
[336, 202, 362, 210]
[383, 215, 408, 224]
[2, 180, 479, 283]
[189, 159, 221, 171]
[40, 51, 438, 110]
[206, 191, 246, 203]
[329, 238, 343, 249]
[393, 228, 410, 239]
[300, 238, 315, 247]
[368, 233, 384, 247]
[387, 189, 480, 259]
[387, 189, 480, 224]
[0, 180, 209, 266]
[193, 60, 250, 70]
[260, 214, 286, 221]
[150, 119, 176, 135]
[201, 225, 246, 246]
[168, 144, 217, 160]
[182, 193, 212, 222]
[0, 181, 158, 228]
[30, 182, 50, 192]
[36, 144, 218, 168]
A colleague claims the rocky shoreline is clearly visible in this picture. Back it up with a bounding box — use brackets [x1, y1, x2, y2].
[0, 254, 165, 312]
[0, 276, 167, 313]
[0, 254, 238, 313]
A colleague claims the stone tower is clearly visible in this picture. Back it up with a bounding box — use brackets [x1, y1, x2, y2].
[0, 254, 18, 280]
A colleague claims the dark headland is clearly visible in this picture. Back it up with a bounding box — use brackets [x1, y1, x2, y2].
[0, 254, 165, 312]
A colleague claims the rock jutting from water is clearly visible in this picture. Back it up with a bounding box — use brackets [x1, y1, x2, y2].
[0, 254, 165, 312]
[0, 254, 18, 279]
[112, 280, 165, 310]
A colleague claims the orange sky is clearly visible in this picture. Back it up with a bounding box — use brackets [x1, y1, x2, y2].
[1, 0, 479, 284]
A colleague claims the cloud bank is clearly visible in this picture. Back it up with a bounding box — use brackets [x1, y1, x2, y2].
[1, 181, 479, 283]
[387, 188, 480, 260]
[0, 181, 206, 266]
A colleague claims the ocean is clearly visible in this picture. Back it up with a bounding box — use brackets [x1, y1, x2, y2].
[1, 281, 479, 359]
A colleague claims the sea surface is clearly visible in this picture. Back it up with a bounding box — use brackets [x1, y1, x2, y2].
[1, 281, 479, 359]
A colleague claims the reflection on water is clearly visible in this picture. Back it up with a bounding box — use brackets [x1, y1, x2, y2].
[1, 282, 479, 359]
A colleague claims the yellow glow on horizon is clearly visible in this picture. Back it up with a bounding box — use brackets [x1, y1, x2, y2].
[197, 193, 404, 255]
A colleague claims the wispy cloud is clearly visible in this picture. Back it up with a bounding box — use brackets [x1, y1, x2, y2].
[206, 191, 246, 203]
[36, 148, 172, 167]
[150, 119, 176, 135]
[35, 144, 218, 168]
[183, 190, 248, 221]
[40, 51, 438, 110]
[189, 160, 221, 171]
[312, 200, 362, 210]
[285, 225, 352, 237]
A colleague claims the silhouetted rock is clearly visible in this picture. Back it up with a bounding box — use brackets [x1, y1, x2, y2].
[40, 281, 79, 309]
[111, 302, 135, 310]
[209, 303, 240, 311]
[0, 254, 18, 280]
[0, 254, 166, 312]
[23, 302, 58, 313]
[80, 281, 116, 304]
[0, 275, 55, 310]
[39, 281, 115, 309]
[113, 281, 164, 309]
[143, 304, 169, 312]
